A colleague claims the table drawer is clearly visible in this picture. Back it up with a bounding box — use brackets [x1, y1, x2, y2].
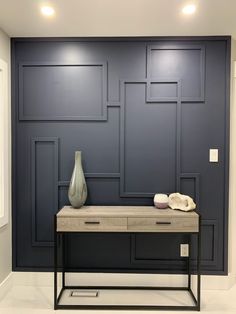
[57, 217, 127, 232]
[128, 217, 198, 232]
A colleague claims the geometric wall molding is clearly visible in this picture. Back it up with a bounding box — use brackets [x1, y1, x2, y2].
[120, 79, 178, 197]
[147, 44, 205, 102]
[31, 137, 59, 247]
[180, 173, 200, 210]
[130, 233, 189, 268]
[12, 37, 230, 274]
[130, 219, 218, 269]
[19, 62, 108, 121]
[200, 219, 219, 267]
[146, 78, 180, 103]
[187, 219, 219, 269]
[120, 77, 197, 199]
[58, 173, 121, 186]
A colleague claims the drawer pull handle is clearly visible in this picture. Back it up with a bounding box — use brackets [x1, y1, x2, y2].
[156, 221, 171, 225]
[84, 221, 100, 225]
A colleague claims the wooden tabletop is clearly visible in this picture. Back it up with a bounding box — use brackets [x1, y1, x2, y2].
[57, 205, 199, 218]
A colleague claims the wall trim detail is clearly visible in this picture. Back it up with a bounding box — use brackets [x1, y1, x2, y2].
[146, 78, 180, 103]
[119, 79, 179, 197]
[180, 173, 200, 209]
[31, 137, 59, 247]
[18, 62, 108, 121]
[201, 219, 218, 267]
[146, 44, 206, 102]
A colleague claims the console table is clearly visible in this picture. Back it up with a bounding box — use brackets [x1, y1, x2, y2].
[54, 206, 201, 311]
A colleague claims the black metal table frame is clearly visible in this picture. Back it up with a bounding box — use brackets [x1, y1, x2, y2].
[54, 215, 201, 311]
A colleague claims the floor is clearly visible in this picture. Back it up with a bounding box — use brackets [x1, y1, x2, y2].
[0, 284, 236, 314]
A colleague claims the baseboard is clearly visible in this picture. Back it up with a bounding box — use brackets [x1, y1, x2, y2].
[201, 273, 236, 290]
[12, 271, 54, 287]
[0, 272, 13, 300]
[11, 271, 236, 290]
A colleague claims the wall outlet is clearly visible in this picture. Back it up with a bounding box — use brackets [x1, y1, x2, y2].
[180, 244, 189, 257]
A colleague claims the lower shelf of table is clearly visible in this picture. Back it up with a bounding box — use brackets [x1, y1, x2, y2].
[55, 286, 199, 310]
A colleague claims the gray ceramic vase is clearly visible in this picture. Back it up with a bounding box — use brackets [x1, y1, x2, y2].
[68, 151, 87, 208]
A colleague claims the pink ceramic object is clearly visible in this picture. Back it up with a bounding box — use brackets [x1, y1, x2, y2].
[153, 194, 169, 209]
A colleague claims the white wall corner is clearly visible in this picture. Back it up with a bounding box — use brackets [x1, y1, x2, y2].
[0, 27, 12, 287]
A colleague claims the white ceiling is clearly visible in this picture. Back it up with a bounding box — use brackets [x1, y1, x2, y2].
[0, 0, 235, 38]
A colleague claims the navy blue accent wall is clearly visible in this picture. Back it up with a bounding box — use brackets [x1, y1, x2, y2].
[11, 37, 230, 274]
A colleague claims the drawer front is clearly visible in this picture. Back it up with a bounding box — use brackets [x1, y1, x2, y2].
[57, 217, 127, 232]
[128, 217, 198, 232]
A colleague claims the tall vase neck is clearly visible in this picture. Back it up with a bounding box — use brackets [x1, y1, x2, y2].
[75, 151, 82, 163]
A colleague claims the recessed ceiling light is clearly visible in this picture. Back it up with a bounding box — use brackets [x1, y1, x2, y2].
[41, 6, 55, 17]
[182, 4, 196, 15]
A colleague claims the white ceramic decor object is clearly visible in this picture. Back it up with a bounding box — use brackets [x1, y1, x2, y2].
[168, 193, 196, 212]
[154, 194, 169, 209]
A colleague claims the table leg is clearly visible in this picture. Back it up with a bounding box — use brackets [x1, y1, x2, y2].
[62, 233, 65, 289]
[188, 234, 191, 290]
[54, 215, 58, 310]
[197, 219, 201, 311]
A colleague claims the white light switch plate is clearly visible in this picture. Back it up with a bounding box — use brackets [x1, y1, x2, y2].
[209, 149, 218, 162]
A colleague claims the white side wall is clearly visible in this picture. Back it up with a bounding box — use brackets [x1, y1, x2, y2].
[0, 28, 11, 284]
[228, 39, 236, 280]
